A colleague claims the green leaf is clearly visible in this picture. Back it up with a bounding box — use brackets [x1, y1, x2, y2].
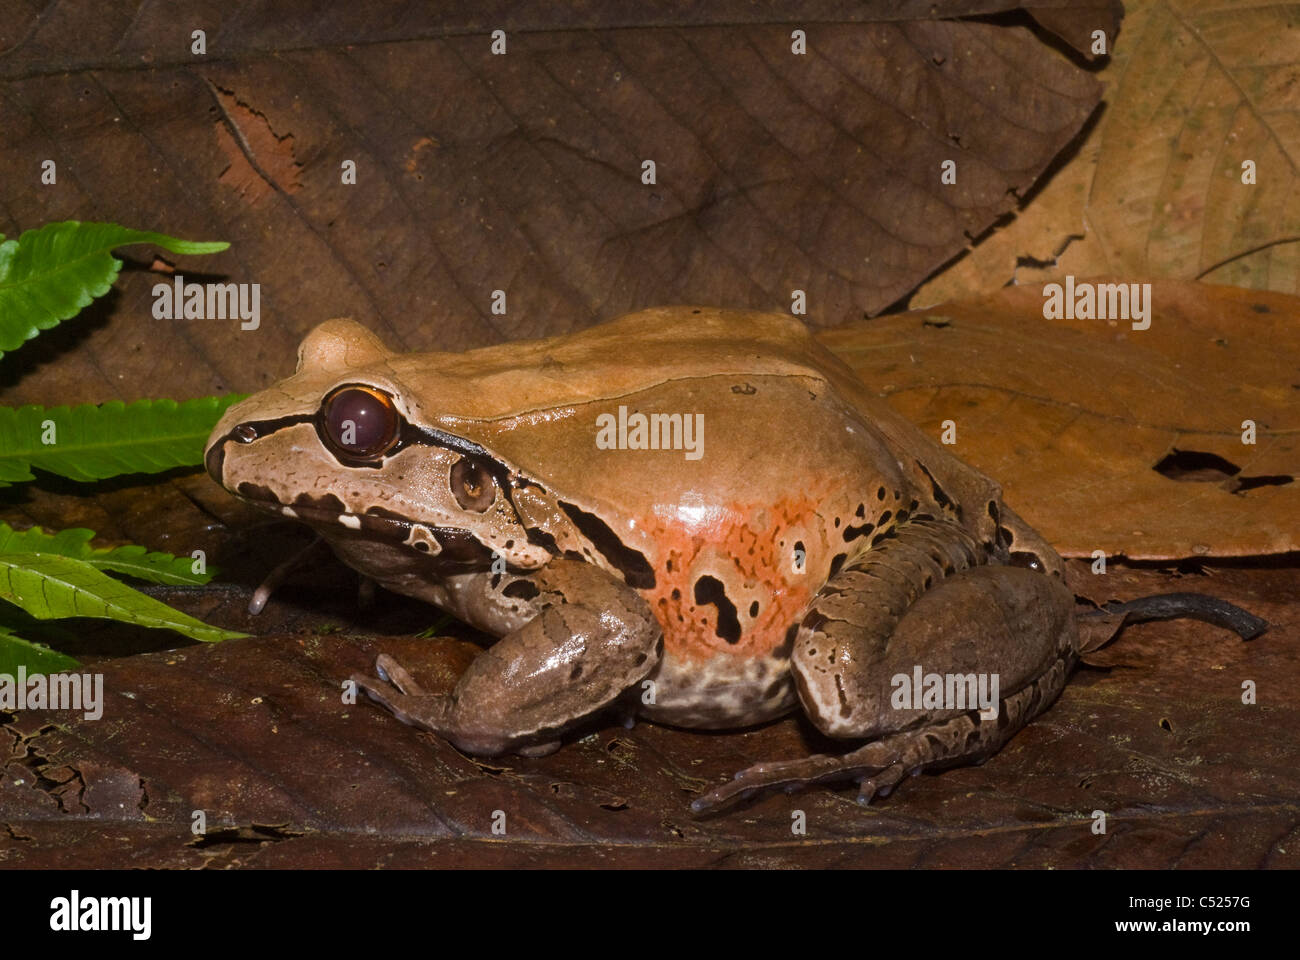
[0, 623, 80, 675]
[0, 552, 247, 644]
[0, 523, 215, 586]
[0, 394, 244, 486]
[0, 220, 228, 357]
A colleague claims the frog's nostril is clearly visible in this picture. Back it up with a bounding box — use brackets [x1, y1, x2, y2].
[204, 439, 227, 483]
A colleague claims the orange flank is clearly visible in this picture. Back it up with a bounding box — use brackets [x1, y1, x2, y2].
[638, 494, 834, 664]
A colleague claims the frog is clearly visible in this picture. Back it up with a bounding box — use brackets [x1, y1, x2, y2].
[204, 308, 1265, 813]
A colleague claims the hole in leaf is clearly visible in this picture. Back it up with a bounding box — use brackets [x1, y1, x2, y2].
[1153, 449, 1241, 482]
[1153, 449, 1293, 493]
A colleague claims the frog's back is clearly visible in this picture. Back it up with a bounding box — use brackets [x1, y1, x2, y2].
[395, 309, 1006, 728]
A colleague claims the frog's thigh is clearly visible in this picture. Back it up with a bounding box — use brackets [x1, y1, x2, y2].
[794, 562, 1077, 740]
[354, 560, 663, 756]
[693, 524, 1077, 813]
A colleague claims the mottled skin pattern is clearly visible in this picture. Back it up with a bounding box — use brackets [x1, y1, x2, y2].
[205, 309, 1078, 811]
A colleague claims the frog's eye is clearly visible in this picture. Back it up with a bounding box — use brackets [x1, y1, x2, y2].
[450, 456, 496, 513]
[321, 386, 401, 460]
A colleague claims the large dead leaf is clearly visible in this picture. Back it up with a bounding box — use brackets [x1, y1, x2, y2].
[915, 0, 1300, 307]
[819, 280, 1300, 559]
[1, 560, 1296, 868]
[0, 1, 1107, 416]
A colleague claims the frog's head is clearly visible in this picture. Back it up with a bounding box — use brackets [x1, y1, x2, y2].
[204, 319, 553, 574]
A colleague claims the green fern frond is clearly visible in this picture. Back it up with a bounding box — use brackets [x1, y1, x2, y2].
[0, 394, 244, 485]
[0, 221, 228, 357]
[0, 523, 215, 586]
[0, 624, 81, 675]
[0, 552, 247, 644]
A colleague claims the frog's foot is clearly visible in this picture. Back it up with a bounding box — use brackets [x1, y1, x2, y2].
[352, 653, 454, 732]
[352, 559, 663, 758]
[690, 724, 935, 814]
[354, 655, 565, 758]
[692, 650, 1071, 814]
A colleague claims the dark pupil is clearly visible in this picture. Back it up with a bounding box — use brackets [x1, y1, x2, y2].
[325, 388, 398, 457]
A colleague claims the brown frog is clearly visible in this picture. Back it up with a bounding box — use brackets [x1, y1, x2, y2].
[204, 308, 1266, 812]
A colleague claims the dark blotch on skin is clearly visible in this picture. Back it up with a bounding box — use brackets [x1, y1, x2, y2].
[364, 504, 408, 520]
[844, 521, 874, 542]
[432, 529, 497, 567]
[835, 675, 852, 717]
[693, 575, 741, 644]
[917, 460, 954, 513]
[749, 600, 759, 617]
[204, 439, 226, 482]
[526, 526, 561, 555]
[773, 623, 798, 659]
[829, 552, 848, 577]
[503, 580, 540, 600]
[296, 491, 347, 513]
[559, 501, 656, 589]
[237, 482, 278, 504]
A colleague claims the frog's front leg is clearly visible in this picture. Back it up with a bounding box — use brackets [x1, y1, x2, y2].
[693, 517, 1077, 813]
[352, 559, 663, 756]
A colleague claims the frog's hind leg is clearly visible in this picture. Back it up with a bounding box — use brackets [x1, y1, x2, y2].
[692, 518, 1077, 814]
[692, 646, 1072, 812]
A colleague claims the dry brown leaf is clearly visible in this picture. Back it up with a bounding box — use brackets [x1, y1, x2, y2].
[819, 280, 1299, 559]
[914, 0, 1300, 307]
[0, 1, 1107, 415]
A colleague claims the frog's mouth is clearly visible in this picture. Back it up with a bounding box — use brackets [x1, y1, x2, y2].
[232, 482, 496, 568]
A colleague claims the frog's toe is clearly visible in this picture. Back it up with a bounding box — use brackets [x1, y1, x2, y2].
[352, 663, 453, 733]
[855, 763, 907, 805]
[691, 753, 858, 814]
[373, 653, 427, 697]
